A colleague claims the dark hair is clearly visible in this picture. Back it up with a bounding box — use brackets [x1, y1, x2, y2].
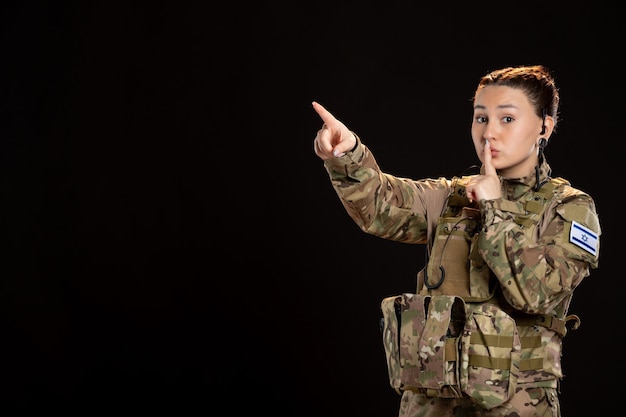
[475, 65, 560, 132]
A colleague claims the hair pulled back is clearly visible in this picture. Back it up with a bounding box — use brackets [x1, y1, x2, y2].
[475, 65, 560, 132]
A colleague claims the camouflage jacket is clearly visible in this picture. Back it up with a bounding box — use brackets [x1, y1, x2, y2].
[323, 135, 601, 385]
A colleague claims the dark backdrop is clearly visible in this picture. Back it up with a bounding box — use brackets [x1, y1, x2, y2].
[0, 1, 620, 415]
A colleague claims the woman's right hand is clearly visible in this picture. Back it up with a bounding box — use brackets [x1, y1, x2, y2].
[312, 101, 356, 160]
[465, 140, 502, 202]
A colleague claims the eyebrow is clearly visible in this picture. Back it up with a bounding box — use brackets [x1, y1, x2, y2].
[473, 104, 519, 111]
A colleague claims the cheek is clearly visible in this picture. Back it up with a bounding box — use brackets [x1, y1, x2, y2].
[471, 126, 482, 144]
[471, 135, 483, 159]
[514, 139, 537, 157]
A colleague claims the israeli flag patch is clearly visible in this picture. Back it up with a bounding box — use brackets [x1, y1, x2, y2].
[569, 220, 598, 256]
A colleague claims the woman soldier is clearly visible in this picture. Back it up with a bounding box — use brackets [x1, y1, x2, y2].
[312, 65, 600, 417]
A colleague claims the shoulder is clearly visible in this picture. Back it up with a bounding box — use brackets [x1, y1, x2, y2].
[551, 177, 596, 209]
[551, 177, 600, 234]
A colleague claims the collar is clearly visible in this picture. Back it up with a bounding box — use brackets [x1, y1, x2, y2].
[480, 160, 552, 200]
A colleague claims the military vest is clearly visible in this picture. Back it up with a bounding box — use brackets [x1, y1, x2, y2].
[417, 175, 570, 302]
[379, 175, 580, 404]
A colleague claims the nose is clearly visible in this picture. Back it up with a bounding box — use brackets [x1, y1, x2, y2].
[482, 125, 495, 142]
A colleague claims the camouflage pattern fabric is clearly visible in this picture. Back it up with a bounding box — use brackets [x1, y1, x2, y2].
[323, 137, 600, 414]
[459, 303, 520, 409]
[398, 386, 560, 417]
[381, 294, 467, 396]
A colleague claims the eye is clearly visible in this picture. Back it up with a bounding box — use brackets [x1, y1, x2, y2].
[474, 116, 487, 124]
[502, 116, 514, 123]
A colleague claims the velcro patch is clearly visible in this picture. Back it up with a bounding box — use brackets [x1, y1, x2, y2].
[569, 220, 598, 256]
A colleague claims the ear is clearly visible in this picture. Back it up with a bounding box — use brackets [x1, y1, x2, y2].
[540, 115, 555, 140]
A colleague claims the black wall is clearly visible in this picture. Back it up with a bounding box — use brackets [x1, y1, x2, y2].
[1, 2, 619, 415]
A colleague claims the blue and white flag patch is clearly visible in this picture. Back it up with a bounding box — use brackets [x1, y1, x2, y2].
[569, 220, 598, 256]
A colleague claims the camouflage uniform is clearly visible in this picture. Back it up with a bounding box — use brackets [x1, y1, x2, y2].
[322, 136, 600, 417]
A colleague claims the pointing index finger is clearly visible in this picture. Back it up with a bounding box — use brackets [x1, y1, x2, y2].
[312, 101, 336, 125]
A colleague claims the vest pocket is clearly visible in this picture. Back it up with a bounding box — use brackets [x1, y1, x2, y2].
[414, 295, 465, 395]
[380, 294, 466, 398]
[380, 293, 430, 393]
[459, 303, 520, 409]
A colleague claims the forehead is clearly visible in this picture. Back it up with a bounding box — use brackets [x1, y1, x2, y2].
[474, 85, 532, 110]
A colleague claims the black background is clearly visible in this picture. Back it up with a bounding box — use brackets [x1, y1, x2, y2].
[0, 1, 620, 415]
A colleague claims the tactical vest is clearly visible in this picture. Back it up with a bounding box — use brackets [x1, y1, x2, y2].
[380, 176, 580, 407]
[417, 175, 570, 302]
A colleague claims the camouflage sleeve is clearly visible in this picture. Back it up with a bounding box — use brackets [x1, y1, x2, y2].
[322, 135, 450, 244]
[477, 193, 601, 314]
